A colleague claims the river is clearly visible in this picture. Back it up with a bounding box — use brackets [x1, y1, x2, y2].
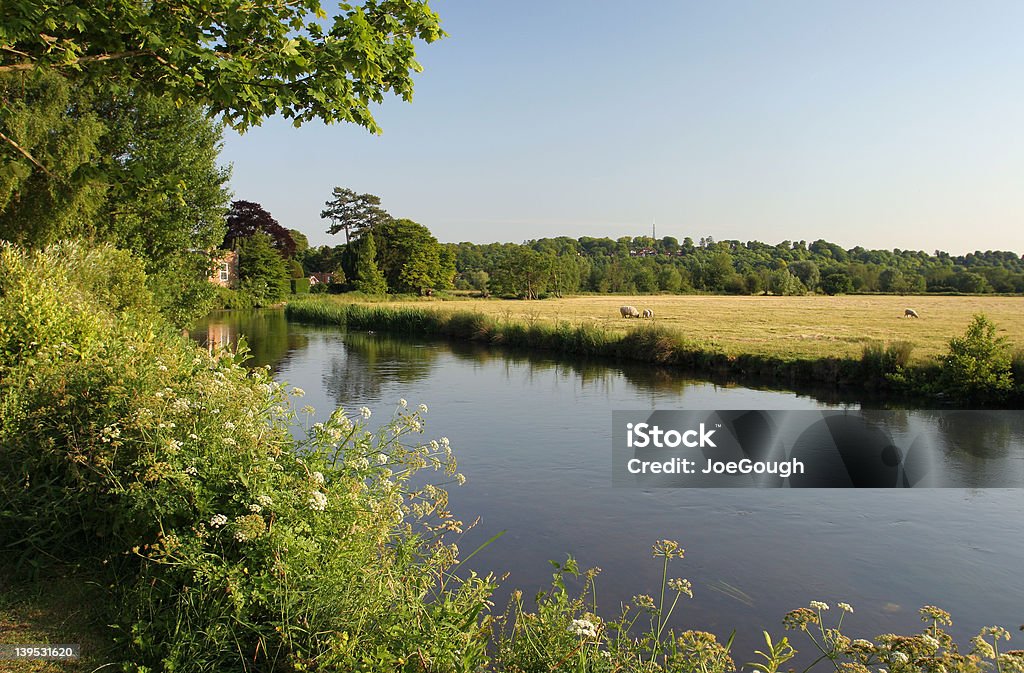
[191, 309, 1024, 658]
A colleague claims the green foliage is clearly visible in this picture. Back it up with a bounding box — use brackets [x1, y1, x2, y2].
[1, 0, 445, 133]
[821, 271, 854, 295]
[290, 277, 311, 294]
[237, 233, 291, 305]
[321, 187, 390, 243]
[375, 217, 453, 294]
[353, 231, 389, 294]
[767, 269, 806, 296]
[861, 340, 915, 383]
[0, 242, 494, 671]
[495, 542, 737, 673]
[0, 71, 107, 245]
[2, 73, 231, 327]
[937, 314, 1014, 403]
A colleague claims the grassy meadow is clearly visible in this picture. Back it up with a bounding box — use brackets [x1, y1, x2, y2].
[340, 294, 1024, 363]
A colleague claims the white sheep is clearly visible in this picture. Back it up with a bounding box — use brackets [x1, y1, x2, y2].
[620, 305, 640, 318]
[904, 308, 919, 318]
[641, 308, 654, 319]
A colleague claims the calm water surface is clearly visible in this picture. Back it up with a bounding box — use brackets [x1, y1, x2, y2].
[191, 310, 1024, 656]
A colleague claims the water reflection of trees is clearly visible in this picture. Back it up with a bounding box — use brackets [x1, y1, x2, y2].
[445, 340, 697, 397]
[190, 309, 307, 371]
[321, 331, 439, 406]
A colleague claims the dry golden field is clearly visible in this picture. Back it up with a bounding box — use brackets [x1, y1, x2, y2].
[388, 294, 1024, 362]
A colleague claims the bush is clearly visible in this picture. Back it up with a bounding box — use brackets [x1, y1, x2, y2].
[290, 277, 311, 294]
[937, 314, 1013, 403]
[0, 243, 494, 671]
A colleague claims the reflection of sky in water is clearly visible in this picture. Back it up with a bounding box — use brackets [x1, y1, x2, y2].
[193, 312, 1024, 660]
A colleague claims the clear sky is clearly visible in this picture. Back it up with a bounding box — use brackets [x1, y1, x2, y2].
[219, 1, 1024, 254]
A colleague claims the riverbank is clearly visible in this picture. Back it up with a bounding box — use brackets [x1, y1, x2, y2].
[285, 296, 1024, 406]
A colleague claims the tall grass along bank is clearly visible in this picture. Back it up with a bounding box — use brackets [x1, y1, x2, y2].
[286, 296, 1023, 407]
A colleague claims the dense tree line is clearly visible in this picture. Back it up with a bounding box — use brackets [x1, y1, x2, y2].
[439, 235, 1024, 298]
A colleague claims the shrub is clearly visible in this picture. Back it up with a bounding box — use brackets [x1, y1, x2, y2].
[937, 314, 1013, 403]
[0, 243, 494, 671]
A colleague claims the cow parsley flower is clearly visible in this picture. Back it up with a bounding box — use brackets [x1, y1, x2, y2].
[838, 602, 854, 613]
[311, 471, 325, 485]
[398, 398, 407, 408]
[358, 406, 371, 419]
[418, 403, 428, 413]
[810, 601, 830, 611]
[209, 514, 228, 528]
[292, 387, 305, 397]
[308, 491, 328, 511]
[570, 618, 598, 639]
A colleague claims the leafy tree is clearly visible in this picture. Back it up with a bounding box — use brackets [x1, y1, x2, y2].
[821, 272, 854, 295]
[374, 218, 451, 294]
[289, 229, 310, 256]
[0, 71, 106, 247]
[1, 0, 444, 135]
[225, 201, 296, 257]
[788, 260, 821, 293]
[321, 187, 390, 244]
[237, 233, 290, 304]
[352, 232, 388, 294]
[465, 270, 489, 296]
[1, 72, 230, 326]
[768, 269, 806, 296]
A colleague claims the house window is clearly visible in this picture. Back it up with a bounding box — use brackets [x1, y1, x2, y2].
[219, 262, 229, 282]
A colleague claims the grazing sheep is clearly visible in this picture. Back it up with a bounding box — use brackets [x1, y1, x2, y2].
[641, 308, 654, 319]
[904, 308, 919, 318]
[620, 305, 640, 318]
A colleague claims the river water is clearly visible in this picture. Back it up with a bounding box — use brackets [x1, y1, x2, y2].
[191, 309, 1024, 657]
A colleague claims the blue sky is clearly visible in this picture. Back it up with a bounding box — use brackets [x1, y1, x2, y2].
[220, 1, 1024, 254]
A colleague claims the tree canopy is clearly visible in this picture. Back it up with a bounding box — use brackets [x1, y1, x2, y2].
[1, 0, 444, 133]
[321, 187, 390, 243]
[225, 200, 296, 257]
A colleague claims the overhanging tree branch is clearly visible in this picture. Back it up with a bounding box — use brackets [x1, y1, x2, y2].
[0, 129, 53, 177]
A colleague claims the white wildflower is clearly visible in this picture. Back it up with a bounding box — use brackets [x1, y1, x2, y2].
[667, 578, 693, 596]
[292, 387, 305, 397]
[440, 436, 450, 447]
[311, 471, 325, 485]
[892, 652, 910, 665]
[308, 491, 328, 512]
[455, 473, 467, 486]
[358, 406, 371, 419]
[838, 602, 854, 613]
[185, 466, 199, 476]
[257, 495, 273, 508]
[853, 639, 874, 649]
[209, 514, 228, 528]
[377, 453, 388, 465]
[398, 398, 407, 408]
[248, 503, 262, 513]
[154, 391, 164, 398]
[224, 421, 236, 431]
[922, 635, 940, 650]
[222, 437, 237, 446]
[810, 601, 830, 611]
[354, 457, 370, 470]
[570, 618, 598, 639]
[418, 403, 428, 413]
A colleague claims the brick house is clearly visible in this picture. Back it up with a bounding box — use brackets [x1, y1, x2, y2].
[209, 250, 240, 288]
